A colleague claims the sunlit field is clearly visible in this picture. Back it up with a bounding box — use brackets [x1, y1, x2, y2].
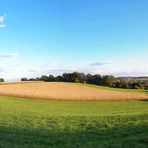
[1, 0, 148, 147]
[0, 82, 147, 101]
[0, 96, 148, 148]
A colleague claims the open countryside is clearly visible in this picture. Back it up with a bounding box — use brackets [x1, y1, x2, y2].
[0, 81, 148, 147]
[0, 0, 148, 147]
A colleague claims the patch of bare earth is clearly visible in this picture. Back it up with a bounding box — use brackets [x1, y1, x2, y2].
[0, 82, 147, 101]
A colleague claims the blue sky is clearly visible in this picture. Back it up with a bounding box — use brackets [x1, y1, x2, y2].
[0, 0, 148, 81]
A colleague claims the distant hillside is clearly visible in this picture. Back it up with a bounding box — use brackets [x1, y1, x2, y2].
[118, 77, 148, 82]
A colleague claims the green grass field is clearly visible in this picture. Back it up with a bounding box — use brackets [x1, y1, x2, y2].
[77, 83, 148, 94]
[0, 96, 148, 148]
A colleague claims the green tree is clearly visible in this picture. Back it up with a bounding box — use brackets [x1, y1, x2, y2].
[102, 75, 116, 87]
[21, 78, 28, 81]
[40, 75, 49, 82]
[92, 74, 102, 85]
[48, 75, 55, 82]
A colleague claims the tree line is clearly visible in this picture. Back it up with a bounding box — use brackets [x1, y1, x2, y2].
[21, 72, 146, 90]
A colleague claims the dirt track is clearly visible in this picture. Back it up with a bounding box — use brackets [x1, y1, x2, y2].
[0, 82, 147, 101]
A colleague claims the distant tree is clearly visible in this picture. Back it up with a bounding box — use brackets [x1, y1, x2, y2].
[36, 77, 40, 81]
[79, 73, 86, 83]
[40, 75, 49, 82]
[102, 75, 116, 87]
[138, 83, 144, 89]
[62, 73, 71, 82]
[55, 75, 63, 82]
[21, 78, 28, 81]
[29, 78, 36, 81]
[121, 81, 129, 89]
[71, 72, 86, 83]
[86, 74, 93, 84]
[0, 78, 4, 82]
[48, 75, 55, 82]
[130, 82, 144, 89]
[62, 72, 73, 82]
[61, 72, 86, 83]
[114, 81, 122, 88]
[92, 74, 102, 85]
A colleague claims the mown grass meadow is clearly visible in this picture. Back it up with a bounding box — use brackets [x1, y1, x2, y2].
[0, 96, 148, 148]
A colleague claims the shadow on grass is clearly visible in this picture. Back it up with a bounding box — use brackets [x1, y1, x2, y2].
[0, 123, 148, 148]
[139, 99, 148, 102]
[140, 90, 148, 94]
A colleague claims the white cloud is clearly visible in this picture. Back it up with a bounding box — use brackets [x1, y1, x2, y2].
[0, 16, 4, 22]
[88, 59, 148, 76]
[0, 58, 148, 82]
[29, 67, 75, 76]
[27, 59, 148, 77]
[0, 68, 4, 72]
[0, 53, 20, 58]
[91, 61, 113, 66]
[0, 24, 5, 28]
[0, 15, 6, 28]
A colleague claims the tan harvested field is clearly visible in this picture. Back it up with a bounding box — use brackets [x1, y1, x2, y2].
[0, 82, 147, 101]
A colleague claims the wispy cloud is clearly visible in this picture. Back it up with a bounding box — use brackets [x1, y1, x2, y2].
[29, 67, 75, 75]
[0, 53, 20, 58]
[89, 59, 148, 76]
[1, 58, 148, 81]
[0, 16, 4, 22]
[0, 68, 4, 72]
[27, 59, 148, 78]
[90, 61, 113, 66]
[0, 15, 6, 28]
[0, 24, 6, 28]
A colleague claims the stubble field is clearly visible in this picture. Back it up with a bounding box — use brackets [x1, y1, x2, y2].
[0, 82, 147, 101]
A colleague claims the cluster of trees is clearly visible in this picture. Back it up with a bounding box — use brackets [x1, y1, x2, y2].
[21, 72, 146, 90]
[114, 81, 144, 89]
[0, 78, 4, 82]
[21, 72, 116, 87]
